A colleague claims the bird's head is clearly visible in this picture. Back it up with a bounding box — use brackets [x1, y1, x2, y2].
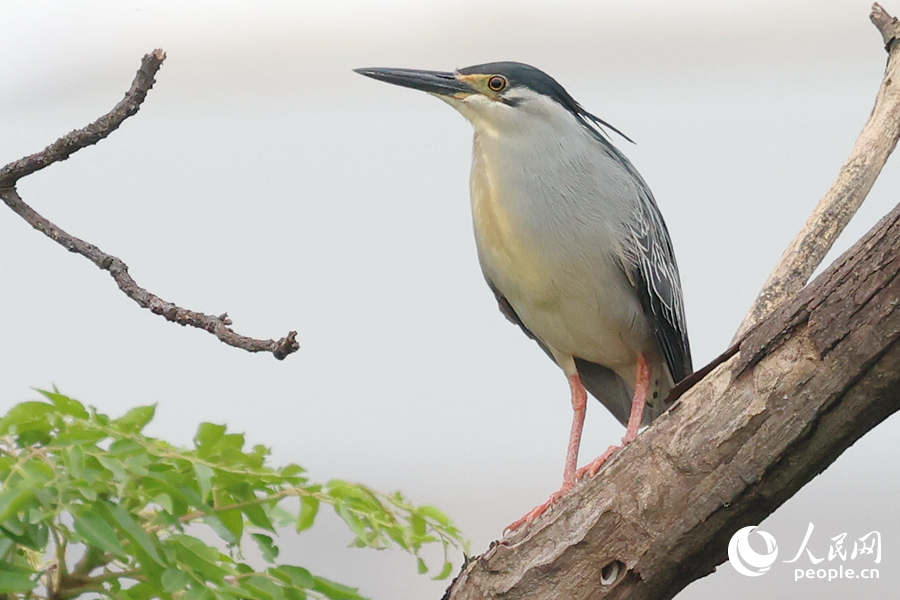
[354, 61, 632, 143]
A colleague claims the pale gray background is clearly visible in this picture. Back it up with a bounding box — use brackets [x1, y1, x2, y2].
[1, 1, 896, 598]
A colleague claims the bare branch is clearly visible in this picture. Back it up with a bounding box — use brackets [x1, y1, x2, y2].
[0, 50, 166, 186]
[0, 50, 300, 360]
[733, 2, 900, 341]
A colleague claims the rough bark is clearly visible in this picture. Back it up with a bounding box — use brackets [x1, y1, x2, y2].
[444, 4, 900, 599]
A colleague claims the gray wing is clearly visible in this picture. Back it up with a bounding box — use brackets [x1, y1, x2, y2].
[611, 149, 693, 383]
[575, 108, 692, 383]
[555, 105, 692, 383]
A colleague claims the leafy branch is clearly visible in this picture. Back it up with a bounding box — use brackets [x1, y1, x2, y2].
[0, 391, 467, 599]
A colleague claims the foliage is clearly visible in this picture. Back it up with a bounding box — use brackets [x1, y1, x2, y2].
[0, 390, 466, 599]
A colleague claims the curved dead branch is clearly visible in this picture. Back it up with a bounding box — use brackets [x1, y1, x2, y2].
[0, 50, 299, 360]
[734, 2, 900, 341]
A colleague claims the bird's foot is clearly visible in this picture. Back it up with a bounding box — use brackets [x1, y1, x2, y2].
[574, 444, 620, 482]
[504, 482, 574, 533]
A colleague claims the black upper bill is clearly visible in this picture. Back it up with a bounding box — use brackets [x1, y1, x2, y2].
[354, 67, 473, 96]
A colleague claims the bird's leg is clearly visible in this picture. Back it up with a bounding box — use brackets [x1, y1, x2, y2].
[574, 352, 651, 481]
[506, 356, 654, 532]
[505, 373, 587, 532]
[562, 372, 588, 486]
[623, 352, 651, 444]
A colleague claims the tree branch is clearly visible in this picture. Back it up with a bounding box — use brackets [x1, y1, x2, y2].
[445, 5, 900, 599]
[733, 2, 900, 341]
[0, 50, 299, 360]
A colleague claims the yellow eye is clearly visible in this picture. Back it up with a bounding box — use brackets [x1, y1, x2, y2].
[487, 75, 507, 92]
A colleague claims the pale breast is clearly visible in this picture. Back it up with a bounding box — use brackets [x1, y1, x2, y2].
[469, 134, 652, 375]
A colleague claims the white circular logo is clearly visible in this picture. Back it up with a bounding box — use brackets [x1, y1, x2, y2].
[728, 526, 779, 577]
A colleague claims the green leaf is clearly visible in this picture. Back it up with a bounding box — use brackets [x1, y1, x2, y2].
[0, 536, 14, 560]
[152, 492, 174, 514]
[121, 582, 160, 600]
[114, 404, 157, 433]
[0, 476, 46, 523]
[97, 455, 130, 483]
[201, 514, 239, 547]
[296, 495, 319, 533]
[336, 503, 372, 545]
[73, 509, 128, 558]
[108, 438, 144, 455]
[433, 560, 454, 580]
[417, 505, 452, 527]
[312, 576, 366, 600]
[416, 557, 427, 575]
[1, 520, 49, 551]
[104, 503, 164, 565]
[242, 575, 284, 600]
[271, 565, 315, 589]
[194, 422, 226, 452]
[61, 445, 85, 479]
[161, 567, 193, 592]
[37, 389, 89, 418]
[0, 401, 55, 436]
[410, 514, 426, 537]
[243, 501, 275, 532]
[252, 533, 279, 563]
[0, 393, 466, 600]
[168, 534, 230, 581]
[280, 464, 306, 478]
[217, 509, 244, 543]
[283, 589, 308, 600]
[0, 568, 37, 593]
[76, 482, 98, 502]
[184, 586, 215, 600]
[194, 463, 215, 502]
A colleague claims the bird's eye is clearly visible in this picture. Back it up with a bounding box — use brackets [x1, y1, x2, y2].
[487, 75, 507, 92]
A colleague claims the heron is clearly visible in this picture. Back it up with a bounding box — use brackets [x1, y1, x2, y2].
[355, 62, 692, 529]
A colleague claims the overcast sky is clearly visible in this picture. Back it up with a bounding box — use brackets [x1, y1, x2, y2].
[1, 1, 897, 598]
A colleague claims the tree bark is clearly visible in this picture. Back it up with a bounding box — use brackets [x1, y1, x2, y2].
[444, 4, 900, 599]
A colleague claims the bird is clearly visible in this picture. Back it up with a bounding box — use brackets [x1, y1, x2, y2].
[355, 62, 692, 529]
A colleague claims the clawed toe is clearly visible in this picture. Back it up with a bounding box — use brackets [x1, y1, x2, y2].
[505, 484, 573, 533]
[574, 444, 620, 482]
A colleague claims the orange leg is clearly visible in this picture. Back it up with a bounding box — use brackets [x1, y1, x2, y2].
[562, 372, 588, 486]
[575, 352, 651, 481]
[506, 354, 653, 533]
[623, 352, 652, 444]
[506, 373, 586, 532]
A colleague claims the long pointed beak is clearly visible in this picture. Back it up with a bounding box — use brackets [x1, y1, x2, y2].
[354, 67, 474, 97]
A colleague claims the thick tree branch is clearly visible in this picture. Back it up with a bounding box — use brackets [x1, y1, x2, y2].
[734, 2, 900, 341]
[0, 50, 299, 360]
[445, 5, 900, 600]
